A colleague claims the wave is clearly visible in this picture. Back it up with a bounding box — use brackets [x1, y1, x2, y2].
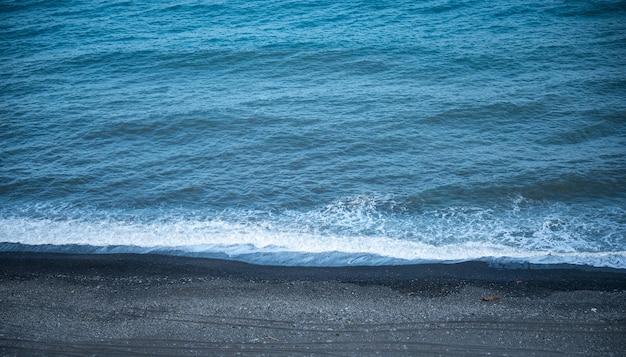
[1, 195, 624, 269]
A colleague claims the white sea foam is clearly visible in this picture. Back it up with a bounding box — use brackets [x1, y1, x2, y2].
[1, 210, 624, 269]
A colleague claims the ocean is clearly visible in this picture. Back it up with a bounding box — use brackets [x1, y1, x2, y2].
[1, 0, 625, 268]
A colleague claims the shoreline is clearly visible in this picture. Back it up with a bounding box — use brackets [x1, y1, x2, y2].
[3, 242, 625, 270]
[1, 252, 625, 356]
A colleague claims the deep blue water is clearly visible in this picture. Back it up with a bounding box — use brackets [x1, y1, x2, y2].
[1, 0, 625, 267]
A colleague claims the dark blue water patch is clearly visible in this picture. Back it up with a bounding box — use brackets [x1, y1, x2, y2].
[548, 1, 626, 18]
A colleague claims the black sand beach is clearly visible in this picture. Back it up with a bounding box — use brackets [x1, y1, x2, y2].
[1, 252, 625, 356]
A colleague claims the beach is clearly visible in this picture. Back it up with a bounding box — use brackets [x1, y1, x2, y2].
[1, 252, 624, 356]
[3, 2, 626, 355]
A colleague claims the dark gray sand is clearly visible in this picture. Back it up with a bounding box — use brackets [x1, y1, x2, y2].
[1, 253, 625, 356]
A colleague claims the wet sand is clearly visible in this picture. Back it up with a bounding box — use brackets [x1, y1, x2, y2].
[1, 252, 625, 356]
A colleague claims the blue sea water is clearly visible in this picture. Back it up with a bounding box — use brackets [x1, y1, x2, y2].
[1, 0, 625, 268]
